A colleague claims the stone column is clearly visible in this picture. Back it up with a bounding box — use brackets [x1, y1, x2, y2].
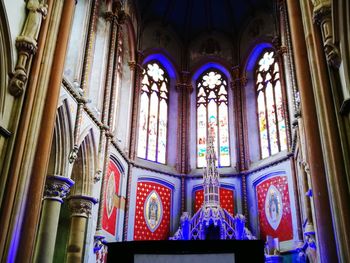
[34, 175, 74, 263]
[176, 71, 192, 213]
[307, 0, 350, 261]
[129, 51, 144, 160]
[285, 0, 338, 261]
[231, 67, 249, 219]
[14, 0, 76, 261]
[66, 195, 98, 263]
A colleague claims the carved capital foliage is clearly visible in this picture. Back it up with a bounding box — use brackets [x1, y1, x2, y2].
[68, 195, 98, 218]
[44, 175, 75, 203]
[8, 0, 48, 97]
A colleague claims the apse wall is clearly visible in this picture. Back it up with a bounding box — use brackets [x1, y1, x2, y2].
[125, 167, 181, 241]
[246, 159, 300, 252]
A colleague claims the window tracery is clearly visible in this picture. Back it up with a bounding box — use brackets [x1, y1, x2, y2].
[256, 50, 287, 159]
[197, 70, 230, 168]
[137, 62, 169, 164]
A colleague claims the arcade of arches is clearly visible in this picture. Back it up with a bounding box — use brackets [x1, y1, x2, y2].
[0, 0, 350, 262]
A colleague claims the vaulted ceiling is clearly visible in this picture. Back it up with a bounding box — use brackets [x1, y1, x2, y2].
[134, 0, 274, 42]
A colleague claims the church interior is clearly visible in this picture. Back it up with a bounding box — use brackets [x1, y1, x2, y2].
[0, 0, 350, 262]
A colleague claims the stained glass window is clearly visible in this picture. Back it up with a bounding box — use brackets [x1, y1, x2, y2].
[256, 50, 287, 159]
[197, 70, 230, 168]
[137, 62, 169, 164]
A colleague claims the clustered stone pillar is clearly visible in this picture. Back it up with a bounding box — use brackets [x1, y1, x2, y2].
[66, 195, 98, 263]
[285, 0, 338, 261]
[34, 175, 74, 263]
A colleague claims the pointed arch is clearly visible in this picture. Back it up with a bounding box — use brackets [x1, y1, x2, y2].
[48, 99, 73, 176]
[136, 52, 178, 164]
[0, 0, 14, 127]
[193, 64, 231, 168]
[71, 129, 97, 196]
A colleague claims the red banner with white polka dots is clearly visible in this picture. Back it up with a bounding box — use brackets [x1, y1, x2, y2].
[133, 181, 171, 240]
[256, 176, 293, 242]
[194, 187, 235, 215]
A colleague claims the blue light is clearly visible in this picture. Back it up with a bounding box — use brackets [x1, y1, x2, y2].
[192, 62, 230, 81]
[143, 53, 177, 79]
[246, 43, 273, 71]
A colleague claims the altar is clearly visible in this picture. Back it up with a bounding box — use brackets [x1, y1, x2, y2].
[106, 239, 265, 263]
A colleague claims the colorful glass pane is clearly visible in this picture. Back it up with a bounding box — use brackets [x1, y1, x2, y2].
[148, 92, 159, 161]
[137, 93, 149, 159]
[219, 103, 230, 166]
[266, 83, 278, 155]
[259, 51, 275, 71]
[256, 50, 288, 158]
[147, 63, 164, 81]
[196, 70, 230, 168]
[197, 104, 207, 167]
[258, 92, 269, 158]
[275, 81, 287, 151]
[158, 100, 167, 164]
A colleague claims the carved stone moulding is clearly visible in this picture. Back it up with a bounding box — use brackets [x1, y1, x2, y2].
[44, 175, 75, 203]
[68, 195, 98, 218]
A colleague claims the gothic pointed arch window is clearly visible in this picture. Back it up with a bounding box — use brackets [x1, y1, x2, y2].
[137, 61, 169, 164]
[256, 50, 287, 159]
[197, 69, 230, 168]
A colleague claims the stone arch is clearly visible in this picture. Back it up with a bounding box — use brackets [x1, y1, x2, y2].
[48, 99, 73, 177]
[70, 129, 97, 196]
[0, 0, 14, 202]
[0, 0, 13, 117]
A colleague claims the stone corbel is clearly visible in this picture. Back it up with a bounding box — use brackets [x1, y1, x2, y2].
[68, 145, 79, 164]
[311, 0, 341, 68]
[94, 169, 102, 183]
[9, 0, 48, 97]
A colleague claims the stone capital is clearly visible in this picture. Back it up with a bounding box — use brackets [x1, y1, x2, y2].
[128, 61, 137, 70]
[68, 195, 98, 218]
[44, 175, 75, 203]
[231, 66, 247, 89]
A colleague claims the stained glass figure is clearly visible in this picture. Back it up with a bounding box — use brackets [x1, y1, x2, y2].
[137, 62, 169, 163]
[196, 70, 230, 167]
[256, 51, 287, 158]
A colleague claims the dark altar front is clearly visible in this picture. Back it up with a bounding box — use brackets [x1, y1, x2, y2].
[106, 239, 265, 263]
